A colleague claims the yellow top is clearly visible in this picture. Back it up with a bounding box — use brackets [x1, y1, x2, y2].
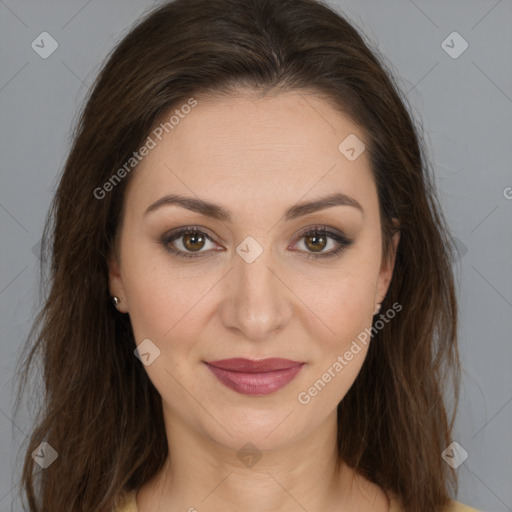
[114, 489, 481, 512]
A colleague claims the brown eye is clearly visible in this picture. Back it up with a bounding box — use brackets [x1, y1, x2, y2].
[293, 226, 354, 260]
[161, 225, 354, 260]
[304, 232, 328, 253]
[182, 232, 206, 252]
[162, 228, 218, 258]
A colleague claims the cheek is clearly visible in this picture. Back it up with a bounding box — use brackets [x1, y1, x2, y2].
[300, 252, 379, 350]
[118, 239, 188, 342]
[295, 267, 377, 410]
[120, 246, 223, 356]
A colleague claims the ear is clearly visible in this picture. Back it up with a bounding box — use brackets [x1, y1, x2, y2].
[107, 250, 129, 313]
[374, 222, 400, 307]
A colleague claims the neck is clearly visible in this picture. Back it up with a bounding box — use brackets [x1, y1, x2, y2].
[136, 408, 389, 512]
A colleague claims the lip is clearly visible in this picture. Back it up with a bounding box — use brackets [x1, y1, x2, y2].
[204, 358, 305, 396]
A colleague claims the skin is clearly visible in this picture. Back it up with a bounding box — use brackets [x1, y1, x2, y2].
[108, 89, 400, 512]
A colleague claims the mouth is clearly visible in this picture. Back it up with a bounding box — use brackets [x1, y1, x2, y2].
[204, 358, 305, 396]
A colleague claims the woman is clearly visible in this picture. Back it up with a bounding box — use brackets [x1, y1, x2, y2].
[14, 0, 480, 511]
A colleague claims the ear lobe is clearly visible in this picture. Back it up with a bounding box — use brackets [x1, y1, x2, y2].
[107, 253, 128, 312]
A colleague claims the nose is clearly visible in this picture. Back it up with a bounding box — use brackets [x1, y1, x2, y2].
[219, 243, 293, 342]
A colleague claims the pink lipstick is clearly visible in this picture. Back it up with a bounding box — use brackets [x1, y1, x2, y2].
[204, 358, 304, 395]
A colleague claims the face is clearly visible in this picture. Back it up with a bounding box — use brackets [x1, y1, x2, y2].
[108, 89, 399, 453]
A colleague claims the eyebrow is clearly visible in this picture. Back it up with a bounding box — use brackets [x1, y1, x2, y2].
[144, 192, 363, 222]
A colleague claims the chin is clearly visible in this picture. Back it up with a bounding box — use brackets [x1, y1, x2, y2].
[197, 404, 311, 453]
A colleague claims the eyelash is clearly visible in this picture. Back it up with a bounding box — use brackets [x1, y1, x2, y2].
[160, 225, 354, 260]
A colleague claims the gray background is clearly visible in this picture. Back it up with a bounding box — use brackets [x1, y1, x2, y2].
[1, 0, 511, 511]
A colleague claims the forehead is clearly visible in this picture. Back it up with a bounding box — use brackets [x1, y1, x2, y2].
[124, 89, 376, 218]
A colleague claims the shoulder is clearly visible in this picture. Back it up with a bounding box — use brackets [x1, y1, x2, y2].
[389, 495, 482, 512]
[113, 489, 137, 512]
[115, 490, 482, 512]
[444, 501, 482, 512]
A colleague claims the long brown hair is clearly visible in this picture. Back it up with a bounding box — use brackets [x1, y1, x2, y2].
[13, 0, 460, 510]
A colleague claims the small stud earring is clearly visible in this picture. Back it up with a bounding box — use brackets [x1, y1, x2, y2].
[373, 303, 381, 315]
[112, 296, 121, 307]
